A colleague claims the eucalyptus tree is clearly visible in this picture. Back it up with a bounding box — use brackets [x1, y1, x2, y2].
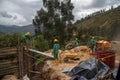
[33, 0, 74, 44]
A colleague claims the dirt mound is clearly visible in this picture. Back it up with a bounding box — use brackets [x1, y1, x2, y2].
[41, 46, 92, 80]
[2, 75, 17, 80]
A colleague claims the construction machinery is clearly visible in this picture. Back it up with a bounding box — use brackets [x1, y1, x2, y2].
[95, 40, 115, 68]
[95, 40, 110, 52]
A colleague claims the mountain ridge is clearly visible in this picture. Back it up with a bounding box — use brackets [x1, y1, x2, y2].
[0, 24, 35, 35]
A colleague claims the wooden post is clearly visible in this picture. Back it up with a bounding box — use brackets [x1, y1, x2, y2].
[18, 37, 24, 78]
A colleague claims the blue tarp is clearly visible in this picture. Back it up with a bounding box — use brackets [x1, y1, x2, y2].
[69, 58, 114, 80]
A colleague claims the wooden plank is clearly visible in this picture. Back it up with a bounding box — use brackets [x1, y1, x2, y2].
[0, 66, 18, 76]
[0, 52, 17, 56]
[0, 48, 16, 52]
[0, 66, 18, 71]
[29, 70, 41, 74]
[0, 50, 17, 54]
[0, 62, 17, 69]
[0, 47, 16, 50]
[0, 59, 18, 66]
[0, 47, 19, 77]
[28, 48, 53, 58]
[0, 67, 18, 76]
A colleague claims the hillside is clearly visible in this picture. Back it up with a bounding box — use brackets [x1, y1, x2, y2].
[74, 6, 120, 41]
[0, 24, 35, 35]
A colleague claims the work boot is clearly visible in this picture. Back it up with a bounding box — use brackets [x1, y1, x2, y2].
[56, 59, 59, 64]
[53, 59, 59, 65]
[23, 46, 27, 51]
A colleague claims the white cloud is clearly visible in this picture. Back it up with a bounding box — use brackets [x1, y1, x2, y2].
[0, 0, 120, 26]
[71, 0, 93, 8]
[72, 0, 120, 21]
[0, 0, 42, 26]
[11, 12, 28, 25]
[0, 12, 28, 26]
[24, 0, 40, 2]
[0, 1, 21, 12]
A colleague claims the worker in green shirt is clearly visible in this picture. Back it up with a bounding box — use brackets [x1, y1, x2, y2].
[52, 39, 60, 64]
[90, 37, 96, 53]
[73, 38, 79, 47]
[22, 32, 31, 50]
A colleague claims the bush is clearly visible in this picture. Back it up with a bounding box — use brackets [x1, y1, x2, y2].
[32, 35, 49, 51]
[0, 33, 22, 48]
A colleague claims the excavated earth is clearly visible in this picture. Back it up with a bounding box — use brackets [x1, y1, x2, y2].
[2, 43, 120, 80]
[41, 46, 93, 80]
[41, 43, 120, 80]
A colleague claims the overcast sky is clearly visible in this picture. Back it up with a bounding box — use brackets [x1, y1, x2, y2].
[0, 0, 120, 26]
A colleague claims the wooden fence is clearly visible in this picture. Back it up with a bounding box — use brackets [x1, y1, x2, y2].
[0, 46, 52, 80]
[0, 47, 19, 78]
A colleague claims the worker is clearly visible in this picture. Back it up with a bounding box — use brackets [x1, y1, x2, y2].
[22, 32, 31, 51]
[90, 36, 96, 53]
[52, 39, 60, 64]
[73, 38, 79, 47]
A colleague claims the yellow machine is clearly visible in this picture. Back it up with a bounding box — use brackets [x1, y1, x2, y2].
[59, 52, 79, 62]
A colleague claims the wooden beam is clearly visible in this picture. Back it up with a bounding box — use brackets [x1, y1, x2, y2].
[29, 70, 41, 74]
[0, 48, 16, 53]
[28, 49, 53, 58]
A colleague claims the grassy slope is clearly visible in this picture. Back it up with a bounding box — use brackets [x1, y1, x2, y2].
[75, 6, 120, 40]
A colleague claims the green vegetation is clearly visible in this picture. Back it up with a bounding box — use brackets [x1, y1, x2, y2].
[33, 0, 74, 47]
[31, 35, 49, 51]
[0, 33, 50, 52]
[0, 33, 22, 48]
[32, 0, 120, 47]
[75, 6, 120, 44]
[0, 4, 120, 51]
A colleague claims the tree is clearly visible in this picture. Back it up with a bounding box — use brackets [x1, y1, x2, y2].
[33, 0, 74, 45]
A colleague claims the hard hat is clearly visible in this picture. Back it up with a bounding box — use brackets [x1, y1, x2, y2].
[54, 39, 58, 42]
[92, 36, 94, 39]
[26, 32, 30, 36]
[75, 38, 78, 40]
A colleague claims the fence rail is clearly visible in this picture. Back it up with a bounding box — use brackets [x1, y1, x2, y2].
[0, 47, 19, 78]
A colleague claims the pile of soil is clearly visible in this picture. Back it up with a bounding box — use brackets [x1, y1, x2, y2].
[41, 46, 92, 80]
[1, 75, 17, 80]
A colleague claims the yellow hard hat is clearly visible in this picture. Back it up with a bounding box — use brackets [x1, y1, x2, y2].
[26, 32, 30, 36]
[92, 36, 94, 39]
[75, 38, 78, 40]
[54, 39, 58, 42]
